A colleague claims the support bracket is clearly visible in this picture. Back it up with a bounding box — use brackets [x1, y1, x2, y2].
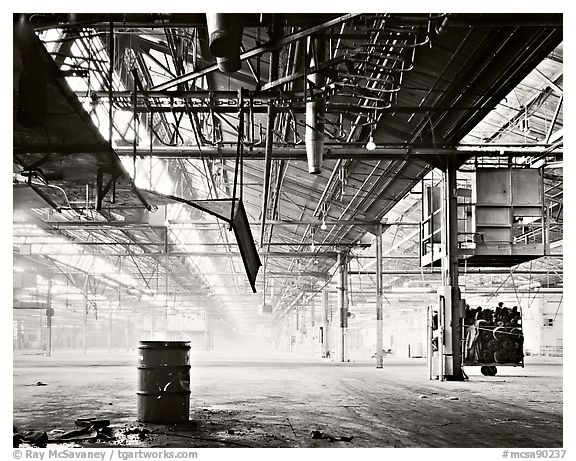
[96, 167, 119, 210]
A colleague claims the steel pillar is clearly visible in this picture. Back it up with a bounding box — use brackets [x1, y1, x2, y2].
[337, 251, 349, 362]
[108, 311, 113, 354]
[375, 223, 384, 368]
[440, 158, 465, 381]
[321, 283, 330, 358]
[83, 298, 88, 355]
[46, 279, 52, 357]
[310, 298, 316, 328]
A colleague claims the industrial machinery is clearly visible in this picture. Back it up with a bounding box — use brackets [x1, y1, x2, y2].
[427, 286, 465, 380]
[463, 304, 524, 376]
[424, 167, 541, 380]
[427, 301, 524, 378]
[421, 167, 549, 268]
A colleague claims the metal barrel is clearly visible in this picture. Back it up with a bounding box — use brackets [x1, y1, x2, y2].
[137, 341, 191, 423]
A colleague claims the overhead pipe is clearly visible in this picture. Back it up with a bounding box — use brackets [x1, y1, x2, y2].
[305, 34, 326, 174]
[206, 14, 244, 73]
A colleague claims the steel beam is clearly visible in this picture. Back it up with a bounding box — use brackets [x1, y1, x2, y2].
[535, 68, 563, 95]
[14, 240, 372, 247]
[125, 103, 548, 115]
[349, 269, 562, 275]
[115, 146, 562, 160]
[22, 250, 339, 258]
[25, 219, 419, 228]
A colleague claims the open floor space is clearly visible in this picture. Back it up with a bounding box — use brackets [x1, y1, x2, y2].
[13, 350, 563, 448]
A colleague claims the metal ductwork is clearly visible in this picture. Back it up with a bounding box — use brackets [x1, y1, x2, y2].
[305, 36, 326, 174]
[206, 14, 243, 73]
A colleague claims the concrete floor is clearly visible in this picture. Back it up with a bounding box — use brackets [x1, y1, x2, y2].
[13, 349, 563, 448]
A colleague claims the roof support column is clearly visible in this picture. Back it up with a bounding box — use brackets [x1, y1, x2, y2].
[108, 309, 113, 354]
[83, 297, 88, 355]
[321, 277, 330, 358]
[439, 158, 465, 381]
[337, 251, 349, 363]
[46, 279, 53, 357]
[375, 223, 384, 368]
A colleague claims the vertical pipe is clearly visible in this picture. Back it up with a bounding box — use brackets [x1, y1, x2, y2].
[376, 223, 384, 368]
[305, 34, 326, 174]
[260, 19, 280, 247]
[108, 19, 114, 144]
[206, 14, 243, 73]
[543, 167, 549, 252]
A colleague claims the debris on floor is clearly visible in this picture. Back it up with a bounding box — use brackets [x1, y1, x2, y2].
[310, 429, 324, 439]
[56, 418, 114, 442]
[13, 427, 48, 448]
[418, 395, 428, 399]
[310, 429, 354, 443]
[447, 396, 460, 401]
[123, 427, 151, 440]
[14, 418, 116, 447]
[75, 418, 111, 429]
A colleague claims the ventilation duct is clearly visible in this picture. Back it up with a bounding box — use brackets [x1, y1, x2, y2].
[206, 14, 243, 73]
[305, 36, 326, 174]
[14, 15, 47, 128]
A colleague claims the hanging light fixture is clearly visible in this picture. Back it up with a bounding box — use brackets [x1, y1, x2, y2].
[365, 136, 376, 151]
[310, 227, 316, 252]
[365, 124, 376, 151]
[320, 204, 328, 230]
[339, 166, 347, 199]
